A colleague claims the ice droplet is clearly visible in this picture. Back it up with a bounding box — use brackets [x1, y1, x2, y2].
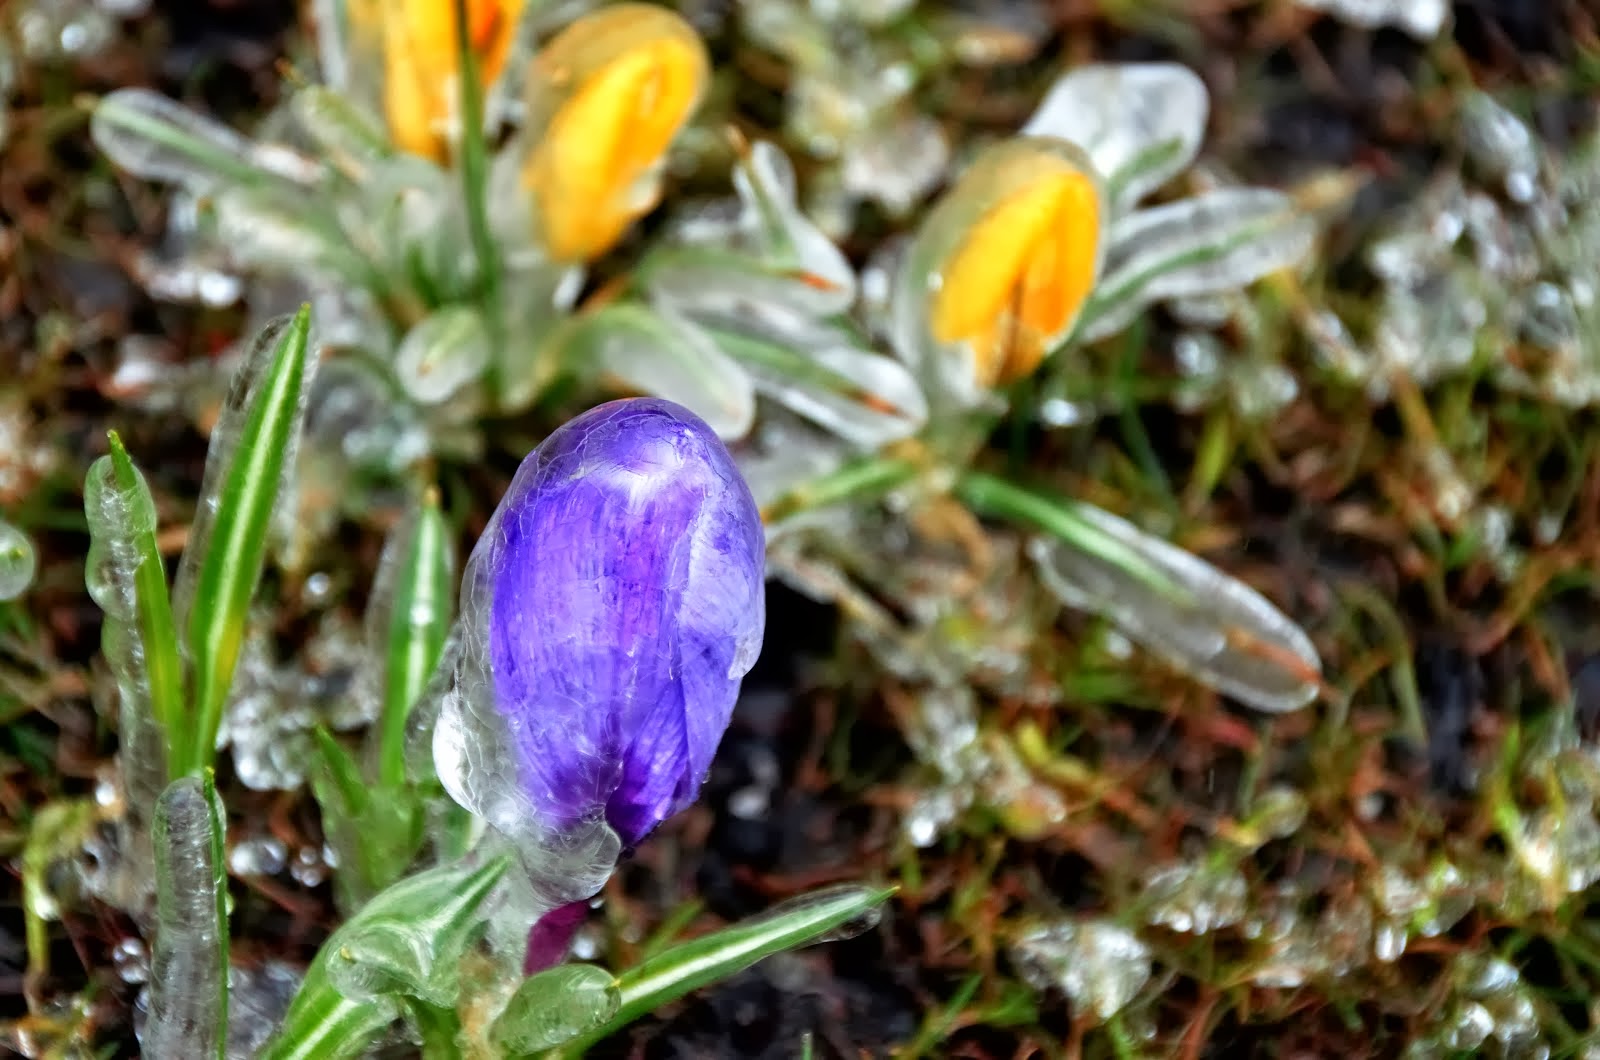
[228, 836, 287, 877]
[113, 936, 150, 984]
[289, 845, 327, 887]
[1011, 919, 1152, 1020]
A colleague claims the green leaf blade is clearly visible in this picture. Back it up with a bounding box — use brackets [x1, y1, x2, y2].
[178, 306, 314, 777]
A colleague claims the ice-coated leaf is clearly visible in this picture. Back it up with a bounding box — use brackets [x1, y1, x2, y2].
[1022, 63, 1209, 215]
[289, 85, 394, 181]
[84, 440, 178, 884]
[709, 325, 928, 449]
[732, 140, 857, 312]
[394, 306, 492, 405]
[171, 307, 316, 778]
[259, 856, 510, 1060]
[93, 88, 269, 191]
[491, 964, 620, 1053]
[367, 488, 455, 789]
[644, 247, 852, 323]
[956, 474, 1318, 712]
[145, 773, 230, 1060]
[556, 884, 894, 1054]
[552, 303, 756, 440]
[101, 434, 182, 737]
[1081, 188, 1315, 342]
[310, 728, 422, 914]
[324, 857, 508, 1008]
[212, 188, 369, 288]
[0, 518, 36, 600]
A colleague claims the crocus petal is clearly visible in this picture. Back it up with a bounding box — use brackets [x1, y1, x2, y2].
[341, 0, 525, 161]
[477, 398, 765, 847]
[521, 4, 709, 262]
[929, 157, 1100, 386]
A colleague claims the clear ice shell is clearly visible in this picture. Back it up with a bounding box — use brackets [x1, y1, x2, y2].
[1083, 188, 1316, 343]
[1023, 63, 1209, 217]
[142, 777, 229, 1060]
[1027, 505, 1320, 713]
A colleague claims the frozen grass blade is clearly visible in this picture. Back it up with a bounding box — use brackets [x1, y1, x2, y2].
[956, 472, 1320, 713]
[259, 856, 510, 1060]
[552, 884, 894, 1056]
[105, 433, 182, 747]
[374, 489, 455, 790]
[172, 306, 314, 778]
[85, 442, 178, 876]
[144, 771, 229, 1060]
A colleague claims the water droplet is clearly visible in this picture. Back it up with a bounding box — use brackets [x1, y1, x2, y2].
[0, 519, 37, 600]
[113, 936, 149, 983]
[289, 845, 327, 887]
[228, 836, 287, 877]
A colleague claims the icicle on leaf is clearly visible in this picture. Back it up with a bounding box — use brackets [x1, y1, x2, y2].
[83, 440, 178, 884]
[1080, 188, 1315, 343]
[1023, 63, 1209, 216]
[171, 307, 316, 778]
[101, 434, 182, 738]
[144, 772, 230, 1060]
[554, 884, 894, 1055]
[554, 303, 755, 439]
[0, 518, 36, 600]
[259, 856, 510, 1059]
[491, 964, 620, 1053]
[959, 474, 1319, 712]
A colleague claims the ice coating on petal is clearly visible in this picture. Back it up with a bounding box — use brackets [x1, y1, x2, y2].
[480, 398, 765, 847]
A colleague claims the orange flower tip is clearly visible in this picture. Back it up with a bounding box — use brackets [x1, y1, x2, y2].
[928, 155, 1101, 388]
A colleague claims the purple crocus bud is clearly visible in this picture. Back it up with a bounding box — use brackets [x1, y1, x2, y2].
[437, 397, 765, 889]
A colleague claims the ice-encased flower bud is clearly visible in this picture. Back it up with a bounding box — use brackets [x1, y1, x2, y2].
[518, 3, 709, 262]
[448, 397, 765, 856]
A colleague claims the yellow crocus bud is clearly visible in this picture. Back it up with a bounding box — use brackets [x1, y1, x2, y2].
[360, 0, 523, 162]
[521, 4, 709, 264]
[919, 139, 1103, 390]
